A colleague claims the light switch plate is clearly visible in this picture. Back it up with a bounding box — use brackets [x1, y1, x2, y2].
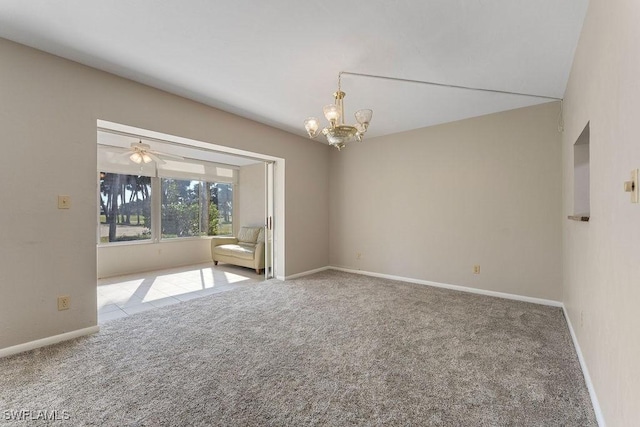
[58, 195, 71, 209]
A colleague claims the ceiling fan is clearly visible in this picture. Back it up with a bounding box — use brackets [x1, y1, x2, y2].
[120, 140, 183, 164]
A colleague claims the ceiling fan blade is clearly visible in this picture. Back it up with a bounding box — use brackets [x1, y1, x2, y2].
[149, 150, 183, 160]
[146, 152, 166, 165]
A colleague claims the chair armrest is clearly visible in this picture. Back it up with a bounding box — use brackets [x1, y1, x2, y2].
[211, 236, 238, 248]
[254, 242, 265, 268]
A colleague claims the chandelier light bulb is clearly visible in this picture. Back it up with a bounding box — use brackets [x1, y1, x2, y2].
[323, 104, 341, 125]
[304, 117, 320, 138]
[355, 109, 373, 128]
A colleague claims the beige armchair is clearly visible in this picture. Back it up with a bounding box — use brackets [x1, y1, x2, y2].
[211, 226, 265, 274]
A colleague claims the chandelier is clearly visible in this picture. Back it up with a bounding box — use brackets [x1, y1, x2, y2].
[304, 73, 373, 150]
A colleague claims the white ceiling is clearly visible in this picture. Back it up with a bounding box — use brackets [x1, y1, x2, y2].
[97, 120, 264, 167]
[0, 0, 588, 141]
[97, 131, 262, 167]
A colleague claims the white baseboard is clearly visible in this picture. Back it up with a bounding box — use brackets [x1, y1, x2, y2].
[284, 266, 330, 280]
[0, 326, 100, 359]
[329, 266, 563, 307]
[562, 306, 606, 426]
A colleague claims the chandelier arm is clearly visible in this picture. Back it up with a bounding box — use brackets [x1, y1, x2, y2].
[339, 71, 562, 101]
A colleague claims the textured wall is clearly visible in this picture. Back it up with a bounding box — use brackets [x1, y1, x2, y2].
[0, 38, 330, 350]
[562, 0, 640, 424]
[330, 102, 563, 301]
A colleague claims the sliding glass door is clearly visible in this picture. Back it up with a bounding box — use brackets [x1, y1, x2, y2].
[265, 161, 275, 279]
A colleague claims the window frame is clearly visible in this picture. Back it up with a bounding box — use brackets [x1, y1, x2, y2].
[158, 177, 234, 241]
[97, 144, 239, 246]
[97, 174, 236, 246]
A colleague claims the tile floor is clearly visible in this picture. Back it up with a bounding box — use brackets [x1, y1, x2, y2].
[97, 263, 263, 323]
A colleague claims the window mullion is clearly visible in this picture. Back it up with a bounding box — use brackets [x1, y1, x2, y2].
[151, 176, 161, 242]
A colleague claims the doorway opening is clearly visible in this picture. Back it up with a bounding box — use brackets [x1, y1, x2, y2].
[95, 120, 284, 321]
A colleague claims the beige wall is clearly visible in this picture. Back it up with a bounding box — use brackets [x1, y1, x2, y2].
[330, 102, 563, 301]
[97, 240, 213, 279]
[0, 38, 330, 350]
[238, 163, 266, 228]
[562, 0, 640, 424]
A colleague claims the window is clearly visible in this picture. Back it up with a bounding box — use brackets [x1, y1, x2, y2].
[99, 173, 152, 243]
[212, 182, 233, 235]
[98, 141, 237, 244]
[161, 179, 233, 238]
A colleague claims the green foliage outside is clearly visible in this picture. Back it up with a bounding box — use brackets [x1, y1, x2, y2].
[218, 222, 233, 235]
[100, 174, 232, 243]
[208, 204, 220, 235]
[161, 178, 227, 239]
[161, 201, 219, 238]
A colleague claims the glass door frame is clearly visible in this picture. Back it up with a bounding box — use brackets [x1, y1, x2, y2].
[264, 161, 275, 279]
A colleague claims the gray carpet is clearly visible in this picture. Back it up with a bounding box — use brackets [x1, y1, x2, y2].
[1, 270, 596, 426]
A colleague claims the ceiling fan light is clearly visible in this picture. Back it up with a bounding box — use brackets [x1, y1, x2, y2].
[142, 153, 153, 163]
[130, 152, 143, 164]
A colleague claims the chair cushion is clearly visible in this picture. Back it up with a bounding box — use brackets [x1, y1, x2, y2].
[237, 226, 261, 244]
[213, 244, 255, 260]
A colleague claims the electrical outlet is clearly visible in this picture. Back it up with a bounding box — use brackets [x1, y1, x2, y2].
[473, 265, 481, 274]
[356, 252, 362, 260]
[58, 296, 70, 311]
